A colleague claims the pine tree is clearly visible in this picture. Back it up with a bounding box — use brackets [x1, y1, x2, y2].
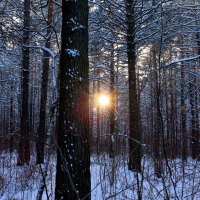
[55, 0, 91, 199]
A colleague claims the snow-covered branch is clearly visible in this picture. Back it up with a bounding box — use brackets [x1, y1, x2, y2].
[164, 55, 200, 69]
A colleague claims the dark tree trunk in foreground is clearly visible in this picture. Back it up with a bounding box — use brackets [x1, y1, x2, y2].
[18, 0, 31, 165]
[126, 0, 141, 172]
[36, 0, 54, 164]
[55, 0, 91, 199]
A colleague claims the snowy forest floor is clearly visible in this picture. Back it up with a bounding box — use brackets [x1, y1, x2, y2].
[1, 150, 200, 200]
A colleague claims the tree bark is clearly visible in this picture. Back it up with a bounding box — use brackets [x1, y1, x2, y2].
[10, 85, 14, 152]
[18, 0, 31, 165]
[125, 0, 141, 172]
[180, 53, 187, 160]
[55, 0, 91, 199]
[109, 44, 115, 157]
[36, 0, 54, 164]
[96, 78, 100, 152]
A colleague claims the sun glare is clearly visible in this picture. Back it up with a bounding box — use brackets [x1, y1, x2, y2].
[98, 94, 110, 107]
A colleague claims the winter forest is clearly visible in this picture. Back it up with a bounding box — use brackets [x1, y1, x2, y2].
[0, 0, 200, 199]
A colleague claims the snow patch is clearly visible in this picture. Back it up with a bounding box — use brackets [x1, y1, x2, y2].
[66, 49, 80, 57]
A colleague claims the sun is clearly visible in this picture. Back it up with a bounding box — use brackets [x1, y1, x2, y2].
[98, 94, 110, 107]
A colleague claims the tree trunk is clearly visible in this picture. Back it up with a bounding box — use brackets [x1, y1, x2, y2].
[18, 0, 31, 165]
[29, 87, 34, 135]
[109, 44, 115, 157]
[126, 0, 141, 172]
[180, 61, 187, 160]
[90, 80, 95, 134]
[10, 85, 14, 152]
[169, 69, 176, 158]
[189, 30, 200, 159]
[55, 0, 91, 199]
[96, 78, 100, 152]
[151, 44, 163, 178]
[36, 0, 54, 164]
[189, 79, 199, 159]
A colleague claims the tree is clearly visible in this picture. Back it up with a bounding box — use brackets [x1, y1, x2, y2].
[36, 0, 54, 164]
[55, 0, 91, 199]
[125, 0, 141, 172]
[109, 43, 116, 157]
[18, 0, 31, 165]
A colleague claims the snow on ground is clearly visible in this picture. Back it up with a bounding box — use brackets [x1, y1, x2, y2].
[1, 151, 200, 200]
